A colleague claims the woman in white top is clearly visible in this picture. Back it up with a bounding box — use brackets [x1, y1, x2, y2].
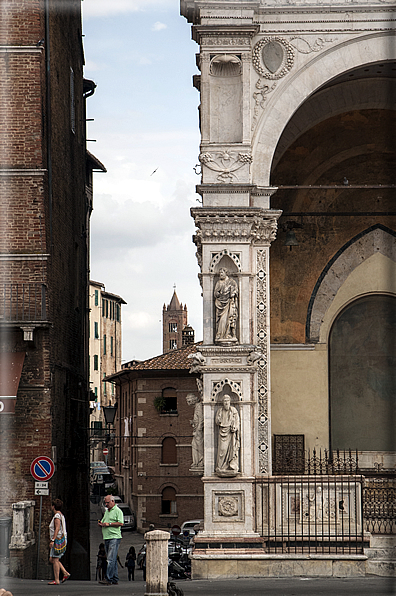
[48, 499, 70, 585]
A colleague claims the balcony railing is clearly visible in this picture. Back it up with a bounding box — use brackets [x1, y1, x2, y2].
[0, 283, 47, 322]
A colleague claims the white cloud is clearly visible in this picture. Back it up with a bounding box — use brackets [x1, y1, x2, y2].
[83, 0, 174, 18]
[152, 21, 167, 31]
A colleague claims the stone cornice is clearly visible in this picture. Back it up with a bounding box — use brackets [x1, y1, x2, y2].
[191, 207, 282, 245]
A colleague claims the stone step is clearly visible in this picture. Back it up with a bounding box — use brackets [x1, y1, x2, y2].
[366, 558, 396, 577]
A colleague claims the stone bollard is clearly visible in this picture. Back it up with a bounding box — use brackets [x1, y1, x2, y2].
[144, 529, 170, 596]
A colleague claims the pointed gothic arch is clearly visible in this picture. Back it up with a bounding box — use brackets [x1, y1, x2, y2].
[306, 225, 396, 343]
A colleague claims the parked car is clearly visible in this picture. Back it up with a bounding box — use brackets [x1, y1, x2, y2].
[100, 495, 122, 515]
[90, 460, 106, 469]
[180, 519, 203, 537]
[118, 503, 136, 531]
[91, 471, 116, 497]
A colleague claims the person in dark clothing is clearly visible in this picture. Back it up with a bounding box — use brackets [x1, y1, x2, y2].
[96, 543, 107, 581]
[125, 546, 136, 581]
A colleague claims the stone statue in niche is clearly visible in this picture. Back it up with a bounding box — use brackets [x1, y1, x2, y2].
[215, 395, 240, 477]
[214, 268, 238, 343]
[186, 393, 204, 472]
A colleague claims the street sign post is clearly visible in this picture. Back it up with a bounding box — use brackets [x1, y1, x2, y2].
[103, 448, 109, 456]
[30, 457, 55, 579]
[34, 488, 49, 496]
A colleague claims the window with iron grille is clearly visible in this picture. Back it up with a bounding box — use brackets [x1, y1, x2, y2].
[273, 434, 305, 474]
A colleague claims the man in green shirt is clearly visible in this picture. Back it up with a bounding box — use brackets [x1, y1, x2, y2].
[98, 496, 124, 585]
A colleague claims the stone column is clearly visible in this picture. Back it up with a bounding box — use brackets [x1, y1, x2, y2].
[144, 530, 170, 596]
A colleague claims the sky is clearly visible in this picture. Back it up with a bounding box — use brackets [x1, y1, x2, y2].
[82, 0, 202, 362]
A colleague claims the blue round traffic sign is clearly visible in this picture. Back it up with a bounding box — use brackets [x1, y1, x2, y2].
[30, 456, 55, 481]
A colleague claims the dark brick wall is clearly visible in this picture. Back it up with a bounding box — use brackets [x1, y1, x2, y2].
[0, 0, 90, 580]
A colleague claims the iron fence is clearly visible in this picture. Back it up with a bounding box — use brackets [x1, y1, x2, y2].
[273, 445, 359, 475]
[256, 475, 365, 554]
[363, 477, 396, 535]
[0, 283, 47, 321]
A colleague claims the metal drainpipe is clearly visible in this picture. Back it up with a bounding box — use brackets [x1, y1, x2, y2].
[44, 0, 52, 242]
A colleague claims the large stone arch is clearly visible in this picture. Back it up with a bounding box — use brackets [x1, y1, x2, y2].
[306, 225, 396, 343]
[252, 32, 396, 185]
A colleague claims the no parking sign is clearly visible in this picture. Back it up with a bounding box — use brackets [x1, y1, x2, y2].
[30, 456, 55, 482]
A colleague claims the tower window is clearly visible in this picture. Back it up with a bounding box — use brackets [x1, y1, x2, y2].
[94, 354, 98, 370]
[169, 339, 177, 350]
[169, 322, 177, 333]
[94, 322, 99, 339]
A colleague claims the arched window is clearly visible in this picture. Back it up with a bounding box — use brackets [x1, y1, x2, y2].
[162, 437, 177, 464]
[329, 295, 396, 452]
[161, 486, 177, 514]
[162, 387, 177, 414]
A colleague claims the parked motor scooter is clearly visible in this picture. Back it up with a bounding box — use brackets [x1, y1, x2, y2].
[168, 551, 190, 580]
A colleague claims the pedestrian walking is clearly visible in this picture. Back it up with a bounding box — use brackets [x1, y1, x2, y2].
[98, 495, 124, 585]
[125, 546, 136, 581]
[48, 499, 70, 585]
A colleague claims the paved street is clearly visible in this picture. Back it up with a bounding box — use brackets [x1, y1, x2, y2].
[0, 502, 394, 595]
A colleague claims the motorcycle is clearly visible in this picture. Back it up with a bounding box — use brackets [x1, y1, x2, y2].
[168, 550, 191, 580]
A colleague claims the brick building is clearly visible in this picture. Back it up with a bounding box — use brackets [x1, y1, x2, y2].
[89, 280, 126, 463]
[106, 342, 204, 532]
[0, 0, 102, 580]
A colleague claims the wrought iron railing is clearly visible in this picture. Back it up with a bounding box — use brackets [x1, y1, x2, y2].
[273, 446, 359, 476]
[0, 283, 47, 322]
[363, 477, 396, 535]
[257, 475, 366, 554]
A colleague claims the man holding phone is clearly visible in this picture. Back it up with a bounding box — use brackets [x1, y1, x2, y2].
[98, 496, 124, 585]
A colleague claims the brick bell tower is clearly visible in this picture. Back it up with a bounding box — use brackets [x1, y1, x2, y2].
[162, 287, 194, 353]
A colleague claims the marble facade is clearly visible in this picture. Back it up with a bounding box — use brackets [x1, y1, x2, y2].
[181, 0, 395, 575]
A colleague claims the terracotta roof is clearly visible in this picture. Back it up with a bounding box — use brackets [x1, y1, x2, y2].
[123, 342, 201, 371]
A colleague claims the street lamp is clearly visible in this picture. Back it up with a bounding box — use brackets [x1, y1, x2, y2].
[103, 403, 117, 466]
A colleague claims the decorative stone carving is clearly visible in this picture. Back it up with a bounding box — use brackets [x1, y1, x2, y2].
[201, 36, 252, 47]
[215, 395, 240, 477]
[251, 216, 279, 244]
[210, 54, 242, 77]
[186, 393, 204, 472]
[247, 350, 263, 365]
[256, 249, 269, 473]
[191, 209, 282, 246]
[210, 249, 241, 273]
[213, 490, 245, 522]
[252, 37, 295, 79]
[199, 151, 253, 183]
[252, 79, 277, 131]
[211, 378, 242, 401]
[188, 351, 206, 373]
[214, 268, 239, 344]
[290, 36, 335, 54]
[218, 495, 239, 517]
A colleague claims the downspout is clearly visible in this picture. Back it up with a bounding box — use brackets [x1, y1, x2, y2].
[44, 0, 52, 242]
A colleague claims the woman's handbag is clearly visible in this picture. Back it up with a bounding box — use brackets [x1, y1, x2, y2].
[54, 516, 66, 556]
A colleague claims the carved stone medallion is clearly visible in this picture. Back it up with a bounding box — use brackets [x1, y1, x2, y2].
[253, 37, 295, 79]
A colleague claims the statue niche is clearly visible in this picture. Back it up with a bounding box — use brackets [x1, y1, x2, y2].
[215, 394, 240, 477]
[214, 267, 239, 344]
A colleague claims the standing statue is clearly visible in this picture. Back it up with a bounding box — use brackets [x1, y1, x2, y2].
[215, 395, 240, 476]
[186, 393, 204, 471]
[214, 268, 238, 343]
